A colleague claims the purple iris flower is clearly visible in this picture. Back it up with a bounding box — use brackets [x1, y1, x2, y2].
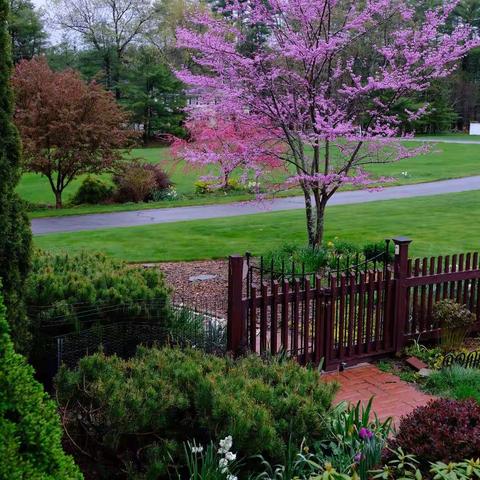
[359, 427, 374, 440]
[354, 452, 363, 463]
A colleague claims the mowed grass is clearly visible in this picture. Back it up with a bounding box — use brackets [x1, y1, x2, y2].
[20, 141, 480, 218]
[34, 190, 480, 262]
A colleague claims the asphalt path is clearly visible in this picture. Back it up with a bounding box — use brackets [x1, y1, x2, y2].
[32, 175, 480, 235]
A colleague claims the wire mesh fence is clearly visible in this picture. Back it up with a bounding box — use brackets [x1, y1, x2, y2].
[30, 296, 227, 383]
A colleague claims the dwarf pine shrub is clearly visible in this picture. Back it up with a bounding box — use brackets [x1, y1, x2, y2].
[55, 347, 338, 479]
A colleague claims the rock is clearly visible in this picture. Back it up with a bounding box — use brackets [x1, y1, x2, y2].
[189, 274, 218, 282]
[418, 368, 433, 377]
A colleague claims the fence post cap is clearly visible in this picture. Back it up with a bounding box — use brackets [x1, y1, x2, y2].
[392, 237, 412, 245]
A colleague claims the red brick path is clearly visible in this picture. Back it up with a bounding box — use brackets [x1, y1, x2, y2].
[323, 363, 435, 423]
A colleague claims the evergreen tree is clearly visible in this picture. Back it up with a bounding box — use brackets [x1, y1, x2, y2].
[0, 289, 83, 479]
[0, 0, 32, 352]
[9, 0, 47, 63]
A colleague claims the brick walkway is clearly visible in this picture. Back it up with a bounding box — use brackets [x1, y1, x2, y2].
[324, 363, 435, 423]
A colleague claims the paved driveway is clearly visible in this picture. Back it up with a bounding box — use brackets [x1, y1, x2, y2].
[32, 176, 480, 235]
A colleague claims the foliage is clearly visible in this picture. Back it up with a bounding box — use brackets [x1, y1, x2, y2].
[51, 0, 160, 97]
[172, 109, 284, 190]
[0, 0, 32, 353]
[424, 365, 480, 404]
[121, 46, 187, 142]
[113, 161, 157, 202]
[181, 436, 240, 480]
[0, 290, 82, 480]
[433, 300, 476, 351]
[391, 398, 480, 468]
[113, 161, 172, 203]
[194, 178, 243, 195]
[8, 0, 46, 63]
[71, 176, 114, 205]
[13, 57, 137, 208]
[176, 0, 478, 246]
[262, 240, 390, 279]
[26, 250, 170, 326]
[55, 347, 338, 478]
[318, 399, 392, 479]
[404, 340, 442, 368]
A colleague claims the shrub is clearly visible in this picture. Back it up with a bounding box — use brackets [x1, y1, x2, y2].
[433, 300, 476, 351]
[194, 178, 242, 194]
[424, 365, 480, 404]
[362, 241, 394, 263]
[0, 0, 32, 354]
[71, 176, 114, 205]
[24, 250, 171, 370]
[113, 162, 172, 203]
[55, 347, 338, 479]
[113, 161, 157, 202]
[0, 290, 82, 480]
[26, 250, 170, 326]
[391, 398, 480, 468]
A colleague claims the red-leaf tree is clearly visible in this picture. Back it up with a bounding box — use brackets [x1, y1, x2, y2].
[176, 0, 479, 247]
[13, 57, 137, 208]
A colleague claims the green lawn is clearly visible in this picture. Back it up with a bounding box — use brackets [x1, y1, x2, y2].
[34, 190, 480, 262]
[20, 141, 480, 218]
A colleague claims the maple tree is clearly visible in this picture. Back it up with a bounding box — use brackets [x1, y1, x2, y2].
[176, 0, 479, 246]
[13, 57, 137, 208]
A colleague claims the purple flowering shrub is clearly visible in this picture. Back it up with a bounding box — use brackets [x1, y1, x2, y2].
[391, 398, 480, 468]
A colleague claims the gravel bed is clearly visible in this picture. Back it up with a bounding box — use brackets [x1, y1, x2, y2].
[151, 260, 230, 318]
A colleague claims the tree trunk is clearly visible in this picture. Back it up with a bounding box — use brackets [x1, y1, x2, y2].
[55, 191, 63, 209]
[302, 185, 316, 247]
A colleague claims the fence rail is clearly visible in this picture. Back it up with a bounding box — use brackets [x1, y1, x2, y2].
[227, 238, 480, 370]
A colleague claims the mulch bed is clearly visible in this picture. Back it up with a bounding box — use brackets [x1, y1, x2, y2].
[152, 260, 230, 317]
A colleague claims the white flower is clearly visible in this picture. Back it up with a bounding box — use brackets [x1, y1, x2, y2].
[227, 476, 238, 480]
[219, 435, 233, 453]
[224, 451, 236, 462]
[219, 458, 228, 469]
[190, 445, 203, 454]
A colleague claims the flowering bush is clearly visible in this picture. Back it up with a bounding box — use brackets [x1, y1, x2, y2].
[391, 398, 480, 468]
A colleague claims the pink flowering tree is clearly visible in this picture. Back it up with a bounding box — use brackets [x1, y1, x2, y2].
[176, 0, 478, 247]
[172, 106, 285, 191]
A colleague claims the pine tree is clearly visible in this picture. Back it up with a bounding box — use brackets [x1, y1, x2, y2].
[0, 0, 32, 352]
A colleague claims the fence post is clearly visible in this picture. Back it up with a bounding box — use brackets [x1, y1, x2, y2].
[227, 255, 246, 354]
[393, 237, 412, 355]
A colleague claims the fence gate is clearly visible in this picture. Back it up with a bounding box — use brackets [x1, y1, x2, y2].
[227, 238, 480, 370]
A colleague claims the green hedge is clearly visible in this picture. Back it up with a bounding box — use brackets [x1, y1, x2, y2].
[0, 290, 82, 479]
[55, 347, 338, 478]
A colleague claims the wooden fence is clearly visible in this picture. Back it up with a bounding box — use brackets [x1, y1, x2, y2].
[226, 238, 480, 370]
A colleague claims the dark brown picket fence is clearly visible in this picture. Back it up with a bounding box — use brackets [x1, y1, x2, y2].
[226, 238, 480, 371]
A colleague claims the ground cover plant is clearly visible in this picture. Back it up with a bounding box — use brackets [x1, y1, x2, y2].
[34, 190, 480, 262]
[424, 365, 480, 404]
[55, 347, 338, 479]
[16, 141, 480, 218]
